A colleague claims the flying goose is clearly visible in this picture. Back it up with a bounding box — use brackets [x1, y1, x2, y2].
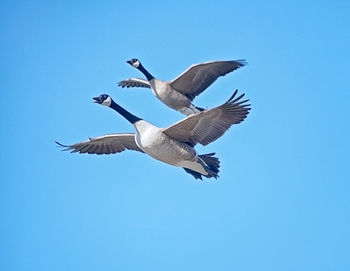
[118, 58, 247, 116]
[56, 90, 250, 180]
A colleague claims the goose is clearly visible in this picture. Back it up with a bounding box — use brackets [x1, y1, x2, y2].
[118, 58, 247, 116]
[56, 90, 250, 180]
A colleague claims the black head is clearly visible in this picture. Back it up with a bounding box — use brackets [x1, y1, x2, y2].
[93, 94, 112, 106]
[126, 58, 140, 68]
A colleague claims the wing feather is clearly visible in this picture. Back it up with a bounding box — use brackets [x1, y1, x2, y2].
[56, 133, 144, 155]
[118, 78, 151, 89]
[162, 90, 250, 146]
[170, 60, 247, 100]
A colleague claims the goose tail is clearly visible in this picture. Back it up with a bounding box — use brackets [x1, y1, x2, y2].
[183, 153, 220, 180]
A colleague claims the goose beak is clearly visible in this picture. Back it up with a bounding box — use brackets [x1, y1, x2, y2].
[93, 97, 101, 104]
[126, 60, 132, 65]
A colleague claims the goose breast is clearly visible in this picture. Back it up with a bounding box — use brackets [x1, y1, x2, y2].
[150, 79, 191, 110]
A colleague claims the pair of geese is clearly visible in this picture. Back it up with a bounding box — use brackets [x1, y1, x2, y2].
[57, 58, 251, 180]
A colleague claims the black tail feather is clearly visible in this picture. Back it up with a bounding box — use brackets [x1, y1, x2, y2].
[183, 153, 220, 180]
[198, 153, 220, 178]
[183, 168, 203, 180]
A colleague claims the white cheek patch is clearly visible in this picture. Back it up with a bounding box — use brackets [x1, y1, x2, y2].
[132, 60, 140, 68]
[101, 96, 112, 106]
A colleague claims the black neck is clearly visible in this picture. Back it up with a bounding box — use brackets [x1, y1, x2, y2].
[110, 100, 141, 124]
[138, 64, 154, 81]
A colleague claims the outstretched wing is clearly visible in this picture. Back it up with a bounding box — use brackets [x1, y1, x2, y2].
[162, 90, 250, 146]
[56, 133, 144, 155]
[118, 78, 151, 89]
[170, 60, 246, 101]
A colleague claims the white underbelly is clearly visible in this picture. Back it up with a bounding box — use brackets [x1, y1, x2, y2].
[175, 160, 207, 175]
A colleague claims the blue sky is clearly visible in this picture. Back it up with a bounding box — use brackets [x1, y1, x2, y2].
[1, 1, 349, 270]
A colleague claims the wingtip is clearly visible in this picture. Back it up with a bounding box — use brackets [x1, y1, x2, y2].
[55, 141, 65, 147]
[235, 59, 248, 67]
[55, 141, 71, 151]
[223, 89, 252, 109]
[117, 81, 125, 88]
[225, 89, 239, 103]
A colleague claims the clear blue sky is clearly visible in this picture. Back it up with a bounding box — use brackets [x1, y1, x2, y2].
[1, 1, 349, 270]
